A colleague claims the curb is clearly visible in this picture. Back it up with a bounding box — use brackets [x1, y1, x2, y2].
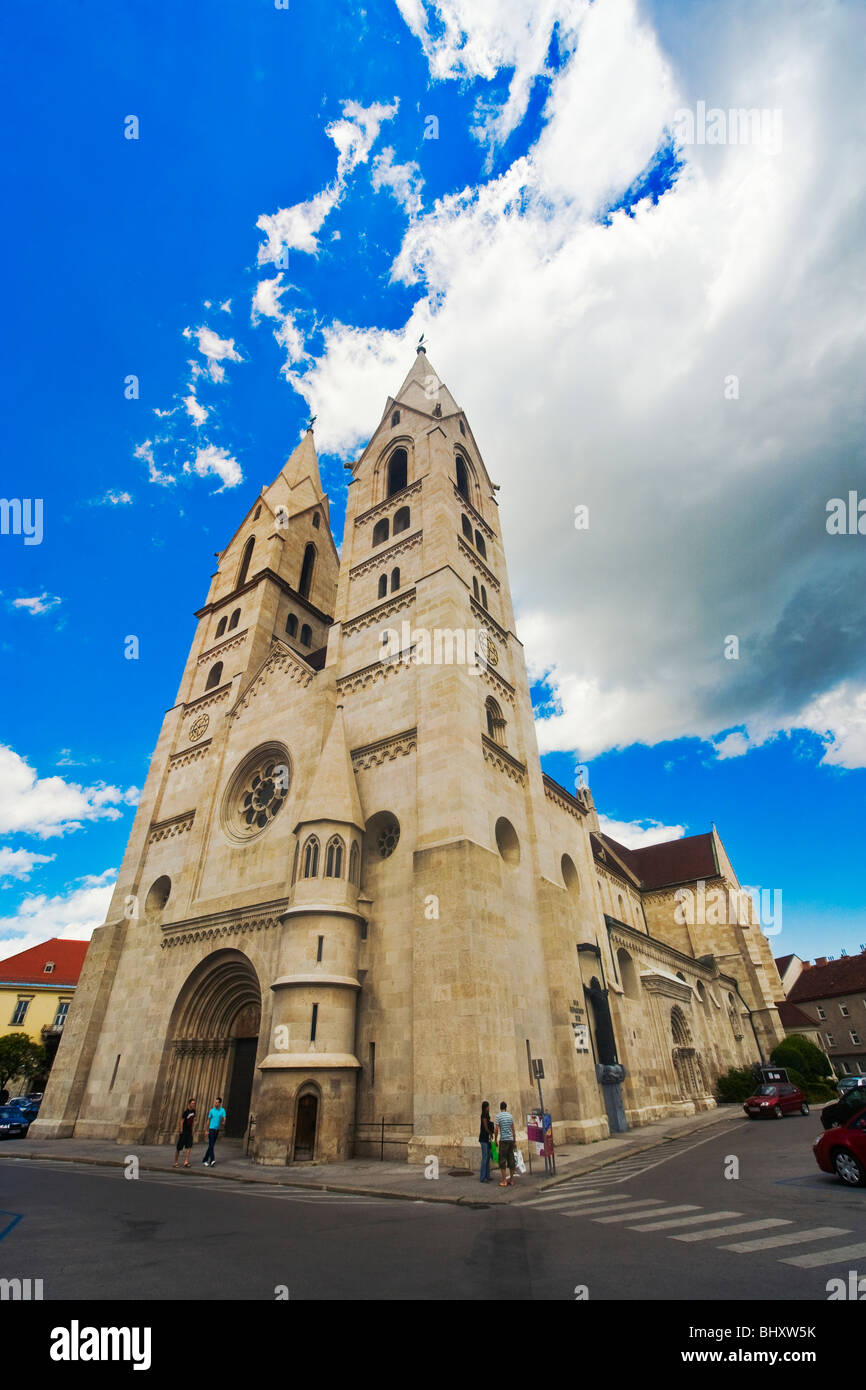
[529, 1108, 745, 1196]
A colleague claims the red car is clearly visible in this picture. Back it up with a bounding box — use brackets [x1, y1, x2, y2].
[813, 1106, 866, 1187]
[743, 1081, 810, 1119]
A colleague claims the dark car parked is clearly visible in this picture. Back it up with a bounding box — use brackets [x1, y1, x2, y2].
[743, 1082, 809, 1119]
[814, 1106, 866, 1186]
[0, 1104, 33, 1138]
[821, 1088, 866, 1130]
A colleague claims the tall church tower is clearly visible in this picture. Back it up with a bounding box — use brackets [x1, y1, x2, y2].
[33, 348, 785, 1166]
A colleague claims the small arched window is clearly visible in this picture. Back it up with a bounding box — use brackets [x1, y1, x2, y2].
[455, 456, 469, 500]
[485, 696, 506, 745]
[472, 576, 480, 600]
[459, 419, 466, 436]
[303, 836, 320, 878]
[378, 575, 388, 599]
[393, 506, 410, 535]
[349, 841, 360, 885]
[300, 623, 312, 647]
[237, 536, 255, 588]
[228, 608, 240, 631]
[480, 585, 488, 610]
[391, 410, 400, 426]
[325, 835, 345, 878]
[216, 616, 227, 638]
[475, 530, 487, 558]
[373, 518, 390, 546]
[461, 514, 473, 542]
[390, 567, 400, 592]
[299, 543, 316, 599]
[253, 505, 262, 520]
[205, 661, 223, 691]
[387, 449, 407, 497]
[312, 512, 320, 529]
[286, 614, 298, 638]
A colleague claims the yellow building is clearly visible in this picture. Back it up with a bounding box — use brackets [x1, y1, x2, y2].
[0, 938, 89, 1092]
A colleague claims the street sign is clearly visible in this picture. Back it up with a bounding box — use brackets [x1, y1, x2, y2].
[532, 1059, 544, 1080]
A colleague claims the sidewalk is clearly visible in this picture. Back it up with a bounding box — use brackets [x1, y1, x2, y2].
[3, 1105, 745, 1207]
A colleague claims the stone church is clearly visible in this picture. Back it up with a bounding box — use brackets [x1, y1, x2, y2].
[33, 350, 786, 1165]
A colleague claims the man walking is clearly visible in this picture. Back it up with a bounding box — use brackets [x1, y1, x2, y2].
[495, 1100, 516, 1188]
[202, 1095, 226, 1167]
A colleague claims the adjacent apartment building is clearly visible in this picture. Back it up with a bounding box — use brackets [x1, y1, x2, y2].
[777, 951, 866, 1077]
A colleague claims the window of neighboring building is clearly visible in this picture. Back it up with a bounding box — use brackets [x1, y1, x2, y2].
[826, 1033, 836, 1047]
[817, 1006, 827, 1020]
[11, 999, 30, 1025]
[300, 624, 312, 647]
[840, 1005, 850, 1017]
[54, 1001, 70, 1029]
[43, 962, 55, 974]
[851, 1031, 862, 1045]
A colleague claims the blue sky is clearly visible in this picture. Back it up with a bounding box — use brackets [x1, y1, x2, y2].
[1, 0, 864, 964]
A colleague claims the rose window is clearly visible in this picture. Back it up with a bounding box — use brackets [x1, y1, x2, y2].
[376, 817, 400, 858]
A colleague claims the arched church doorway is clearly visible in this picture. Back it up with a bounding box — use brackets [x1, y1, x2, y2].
[293, 1088, 319, 1162]
[155, 951, 261, 1143]
[671, 1005, 705, 1101]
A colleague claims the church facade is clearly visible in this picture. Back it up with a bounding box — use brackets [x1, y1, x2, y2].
[33, 351, 786, 1165]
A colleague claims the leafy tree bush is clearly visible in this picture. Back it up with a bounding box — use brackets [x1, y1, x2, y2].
[804, 1082, 836, 1103]
[715, 1066, 756, 1103]
[0, 1032, 47, 1093]
[771, 1035, 832, 1081]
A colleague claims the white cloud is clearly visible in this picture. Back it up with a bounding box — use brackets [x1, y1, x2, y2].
[712, 731, 753, 760]
[597, 815, 686, 850]
[185, 325, 243, 383]
[184, 444, 243, 491]
[293, 0, 866, 767]
[219, 299, 232, 313]
[251, 274, 288, 324]
[0, 746, 139, 840]
[94, 490, 132, 506]
[135, 439, 175, 487]
[0, 869, 116, 956]
[257, 99, 399, 264]
[182, 393, 208, 426]
[372, 148, 424, 214]
[12, 594, 61, 616]
[0, 847, 55, 883]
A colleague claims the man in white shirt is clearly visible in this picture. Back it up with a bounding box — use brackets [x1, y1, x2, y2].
[495, 1101, 516, 1187]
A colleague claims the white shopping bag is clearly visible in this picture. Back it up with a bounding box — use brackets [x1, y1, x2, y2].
[514, 1148, 526, 1174]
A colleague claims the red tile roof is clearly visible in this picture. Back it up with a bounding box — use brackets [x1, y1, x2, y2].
[776, 1000, 817, 1030]
[0, 937, 89, 987]
[788, 953, 866, 1003]
[775, 954, 795, 977]
[595, 831, 718, 890]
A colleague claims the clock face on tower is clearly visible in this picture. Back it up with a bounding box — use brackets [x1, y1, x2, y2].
[189, 713, 209, 741]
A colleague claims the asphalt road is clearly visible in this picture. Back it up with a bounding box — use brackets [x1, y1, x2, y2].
[1, 1114, 864, 1301]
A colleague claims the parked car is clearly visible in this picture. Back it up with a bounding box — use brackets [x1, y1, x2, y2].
[837, 1077, 866, 1098]
[821, 1088, 866, 1130]
[743, 1082, 809, 1119]
[0, 1104, 33, 1138]
[813, 1106, 866, 1187]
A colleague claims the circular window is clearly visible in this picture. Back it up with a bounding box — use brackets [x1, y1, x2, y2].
[222, 743, 291, 843]
[366, 811, 400, 860]
[495, 816, 520, 866]
[561, 854, 580, 895]
[145, 875, 171, 913]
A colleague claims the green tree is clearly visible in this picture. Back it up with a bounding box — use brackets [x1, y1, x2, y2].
[715, 1066, 757, 1103]
[771, 1034, 832, 1081]
[0, 1032, 48, 1093]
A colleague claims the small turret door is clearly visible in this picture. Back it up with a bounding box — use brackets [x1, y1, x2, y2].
[293, 1093, 318, 1160]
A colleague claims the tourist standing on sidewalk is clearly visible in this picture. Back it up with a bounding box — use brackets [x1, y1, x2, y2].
[479, 1101, 494, 1183]
[202, 1096, 226, 1167]
[173, 1097, 196, 1168]
[495, 1101, 516, 1187]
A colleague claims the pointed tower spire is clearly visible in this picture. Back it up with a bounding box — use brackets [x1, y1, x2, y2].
[282, 428, 323, 497]
[392, 350, 460, 418]
[295, 705, 364, 832]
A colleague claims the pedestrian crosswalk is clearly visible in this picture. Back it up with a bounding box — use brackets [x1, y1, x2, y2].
[523, 1185, 865, 1269]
